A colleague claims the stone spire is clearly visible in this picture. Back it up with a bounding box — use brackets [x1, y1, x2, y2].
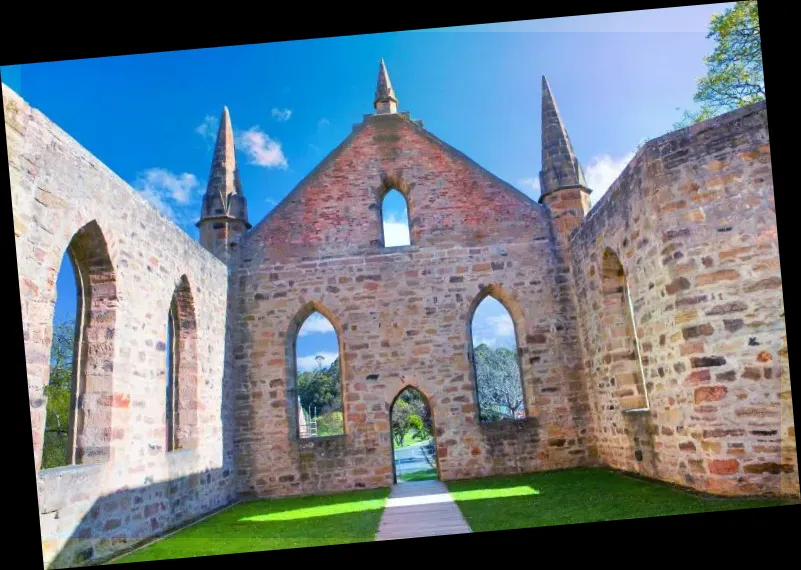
[198, 106, 250, 225]
[538, 76, 590, 201]
[374, 58, 398, 114]
[197, 106, 250, 264]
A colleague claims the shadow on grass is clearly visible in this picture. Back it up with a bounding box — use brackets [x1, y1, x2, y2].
[110, 487, 391, 564]
[445, 467, 795, 533]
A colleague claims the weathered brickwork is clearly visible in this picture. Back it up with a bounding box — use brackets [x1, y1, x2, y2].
[233, 112, 591, 497]
[6, 84, 236, 568]
[7, 61, 798, 570]
[570, 101, 798, 497]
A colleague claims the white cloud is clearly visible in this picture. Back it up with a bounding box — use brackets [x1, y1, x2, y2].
[298, 313, 336, 336]
[518, 177, 540, 200]
[584, 151, 636, 206]
[296, 351, 339, 372]
[237, 126, 288, 169]
[133, 168, 201, 226]
[383, 214, 410, 247]
[471, 300, 516, 350]
[265, 197, 278, 207]
[138, 186, 178, 221]
[318, 118, 330, 129]
[271, 108, 292, 121]
[137, 168, 199, 204]
[487, 314, 515, 337]
[195, 115, 218, 142]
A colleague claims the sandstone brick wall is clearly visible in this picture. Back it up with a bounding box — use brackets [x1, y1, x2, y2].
[5, 84, 237, 568]
[570, 101, 799, 497]
[232, 113, 592, 498]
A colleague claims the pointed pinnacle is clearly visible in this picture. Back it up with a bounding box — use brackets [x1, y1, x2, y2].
[539, 76, 588, 197]
[375, 58, 398, 113]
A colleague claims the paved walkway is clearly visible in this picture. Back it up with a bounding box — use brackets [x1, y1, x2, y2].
[394, 441, 432, 478]
[375, 480, 472, 541]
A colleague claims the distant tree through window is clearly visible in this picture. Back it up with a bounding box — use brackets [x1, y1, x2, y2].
[382, 189, 411, 247]
[39, 220, 118, 470]
[41, 254, 78, 469]
[294, 311, 344, 438]
[470, 295, 526, 423]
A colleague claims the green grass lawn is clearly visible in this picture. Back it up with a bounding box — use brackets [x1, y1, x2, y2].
[446, 467, 794, 533]
[398, 467, 438, 482]
[109, 487, 391, 564]
[395, 432, 430, 448]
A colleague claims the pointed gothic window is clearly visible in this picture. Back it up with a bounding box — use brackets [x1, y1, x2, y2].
[288, 308, 344, 439]
[381, 189, 411, 247]
[39, 221, 117, 470]
[600, 249, 649, 412]
[165, 276, 199, 452]
[469, 292, 526, 423]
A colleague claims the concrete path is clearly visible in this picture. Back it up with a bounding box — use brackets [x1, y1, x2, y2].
[375, 480, 472, 541]
[393, 440, 432, 478]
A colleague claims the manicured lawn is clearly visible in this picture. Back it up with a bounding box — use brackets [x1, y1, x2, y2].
[398, 467, 438, 482]
[396, 432, 430, 448]
[110, 488, 391, 564]
[446, 467, 794, 533]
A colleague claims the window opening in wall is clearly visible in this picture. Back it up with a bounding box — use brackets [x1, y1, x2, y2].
[294, 312, 344, 438]
[470, 295, 526, 423]
[41, 253, 80, 469]
[166, 304, 177, 452]
[600, 249, 649, 412]
[381, 189, 411, 247]
[38, 221, 118, 470]
[390, 387, 438, 483]
[164, 276, 199, 452]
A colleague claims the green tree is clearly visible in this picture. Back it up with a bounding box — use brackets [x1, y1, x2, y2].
[474, 344, 525, 422]
[297, 356, 342, 415]
[391, 389, 430, 446]
[41, 320, 76, 469]
[297, 356, 344, 436]
[674, 1, 763, 129]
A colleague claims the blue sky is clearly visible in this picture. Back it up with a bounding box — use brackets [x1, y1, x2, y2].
[296, 312, 339, 373]
[4, 4, 736, 361]
[472, 297, 517, 351]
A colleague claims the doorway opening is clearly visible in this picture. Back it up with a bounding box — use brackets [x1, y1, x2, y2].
[390, 386, 438, 483]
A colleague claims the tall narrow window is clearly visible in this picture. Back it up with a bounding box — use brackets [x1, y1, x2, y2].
[381, 189, 411, 247]
[290, 309, 344, 438]
[41, 255, 79, 469]
[166, 304, 177, 452]
[469, 293, 526, 423]
[600, 249, 649, 412]
[38, 221, 117, 470]
[164, 276, 199, 452]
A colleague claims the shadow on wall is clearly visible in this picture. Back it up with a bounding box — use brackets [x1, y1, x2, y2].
[42, 259, 240, 570]
[46, 467, 235, 568]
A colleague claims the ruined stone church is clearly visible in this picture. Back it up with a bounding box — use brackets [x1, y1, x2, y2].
[6, 59, 797, 568]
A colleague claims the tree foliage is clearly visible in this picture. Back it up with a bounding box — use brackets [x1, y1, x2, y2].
[297, 356, 344, 435]
[674, 1, 763, 129]
[474, 343, 525, 423]
[391, 389, 431, 447]
[297, 357, 342, 415]
[41, 320, 76, 469]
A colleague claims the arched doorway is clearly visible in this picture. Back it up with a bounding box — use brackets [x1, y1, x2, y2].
[390, 386, 438, 483]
